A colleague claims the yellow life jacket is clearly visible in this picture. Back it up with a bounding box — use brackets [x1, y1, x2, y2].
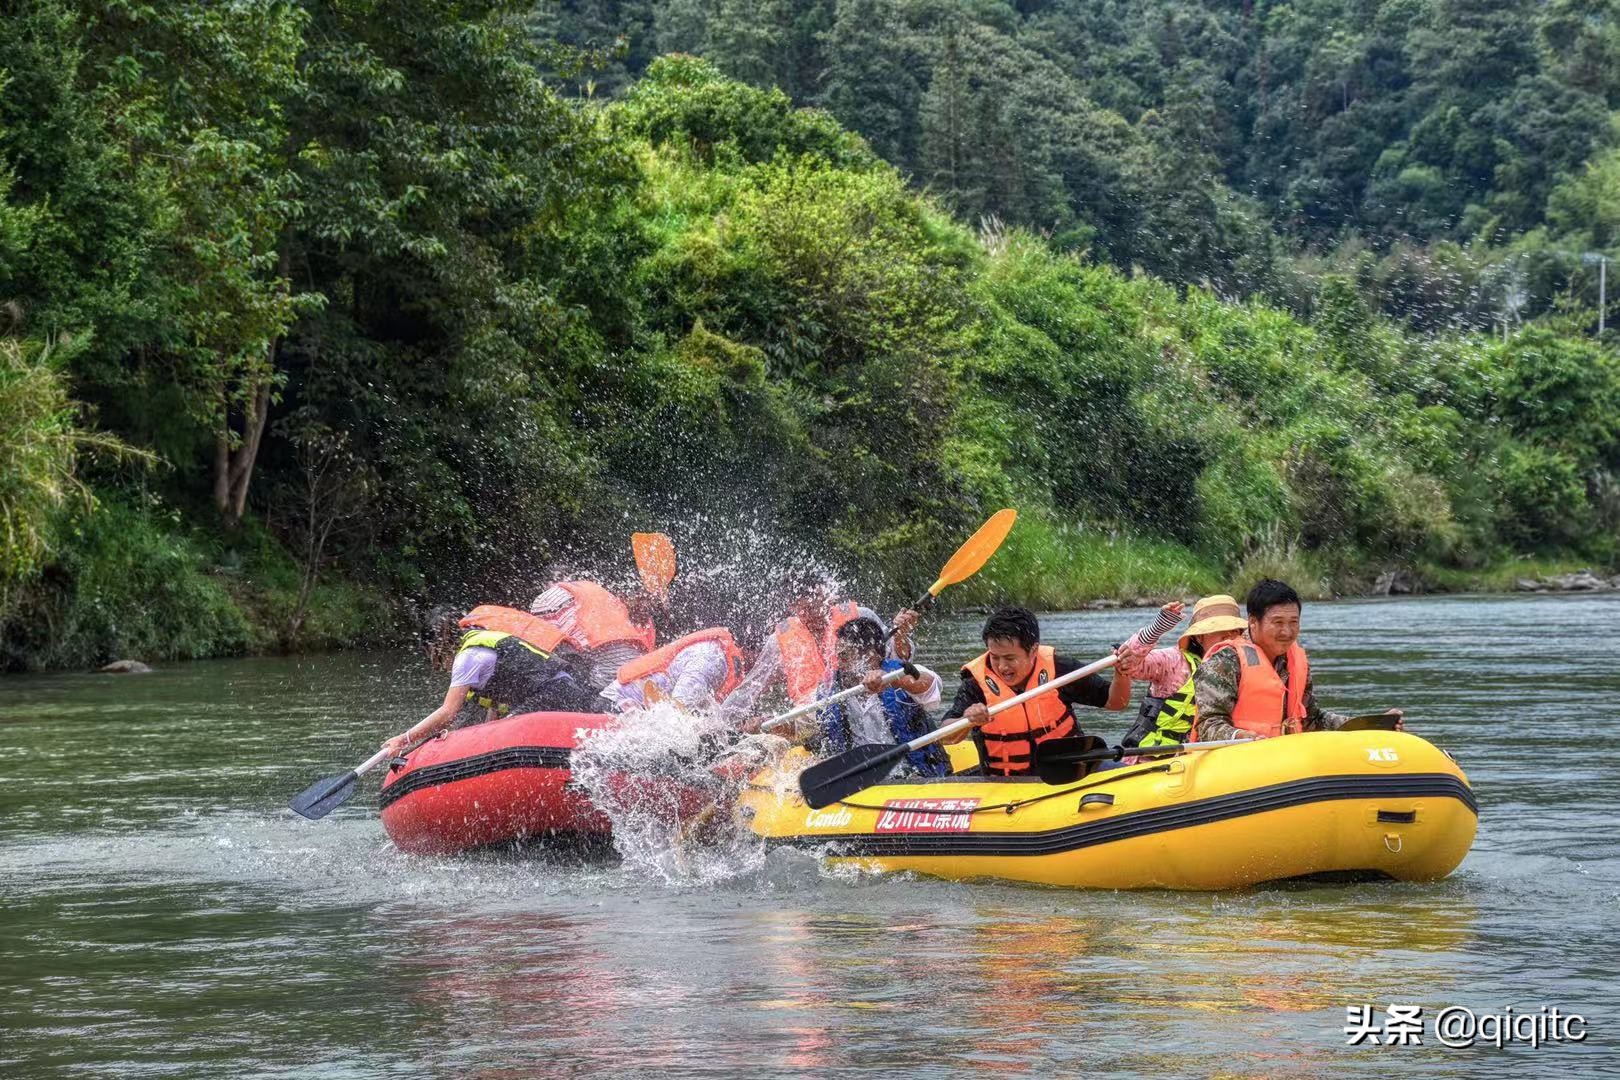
[1137, 652, 1199, 748]
[456, 629, 561, 715]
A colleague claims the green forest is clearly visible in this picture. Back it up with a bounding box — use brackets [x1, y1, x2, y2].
[2, 0, 1618, 671]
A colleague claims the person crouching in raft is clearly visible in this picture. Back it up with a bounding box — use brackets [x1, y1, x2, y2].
[942, 607, 1133, 776]
[1192, 578, 1403, 741]
[529, 575, 658, 691]
[1116, 596, 1246, 749]
[600, 627, 749, 713]
[380, 608, 603, 755]
[805, 617, 950, 778]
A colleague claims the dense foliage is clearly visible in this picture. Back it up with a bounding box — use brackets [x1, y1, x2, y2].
[2, 3, 1617, 669]
[546, 0, 1620, 333]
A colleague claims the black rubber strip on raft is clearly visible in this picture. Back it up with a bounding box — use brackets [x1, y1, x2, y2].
[377, 746, 572, 810]
[777, 773, 1477, 859]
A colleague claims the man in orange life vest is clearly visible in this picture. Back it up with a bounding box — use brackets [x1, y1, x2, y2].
[942, 607, 1132, 777]
[1192, 578, 1403, 740]
[726, 578, 918, 713]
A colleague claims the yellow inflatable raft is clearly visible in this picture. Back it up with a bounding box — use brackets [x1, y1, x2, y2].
[737, 730, 1477, 890]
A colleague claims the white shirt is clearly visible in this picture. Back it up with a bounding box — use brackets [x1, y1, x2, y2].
[602, 640, 730, 712]
[448, 645, 498, 690]
[835, 665, 942, 745]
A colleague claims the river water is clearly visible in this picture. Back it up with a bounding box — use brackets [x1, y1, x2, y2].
[2, 594, 1617, 1076]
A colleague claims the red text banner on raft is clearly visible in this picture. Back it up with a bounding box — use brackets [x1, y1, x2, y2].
[874, 798, 981, 833]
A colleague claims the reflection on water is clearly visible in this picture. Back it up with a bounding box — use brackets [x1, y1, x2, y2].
[2, 594, 1618, 1076]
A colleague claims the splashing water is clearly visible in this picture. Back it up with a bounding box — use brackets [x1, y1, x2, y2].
[570, 701, 794, 886]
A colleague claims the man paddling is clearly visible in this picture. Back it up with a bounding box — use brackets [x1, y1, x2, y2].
[942, 607, 1132, 776]
[1193, 579, 1403, 740]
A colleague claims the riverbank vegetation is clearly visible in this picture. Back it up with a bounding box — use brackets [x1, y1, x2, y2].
[2, 2, 1618, 669]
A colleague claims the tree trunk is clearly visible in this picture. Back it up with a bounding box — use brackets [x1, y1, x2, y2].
[213, 420, 231, 514]
[215, 243, 290, 527]
[226, 377, 271, 522]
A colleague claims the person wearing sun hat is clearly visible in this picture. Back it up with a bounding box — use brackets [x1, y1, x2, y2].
[1116, 595, 1248, 749]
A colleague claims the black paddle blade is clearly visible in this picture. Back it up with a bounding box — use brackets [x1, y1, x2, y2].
[799, 742, 909, 809]
[1340, 713, 1403, 732]
[289, 770, 359, 820]
[1032, 735, 1112, 785]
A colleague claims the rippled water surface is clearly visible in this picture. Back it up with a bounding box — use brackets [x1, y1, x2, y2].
[3, 594, 1617, 1076]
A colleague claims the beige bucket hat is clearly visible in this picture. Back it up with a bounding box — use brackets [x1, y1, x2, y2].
[1177, 594, 1248, 651]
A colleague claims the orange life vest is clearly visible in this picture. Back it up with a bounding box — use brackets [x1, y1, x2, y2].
[1205, 639, 1310, 738]
[554, 580, 655, 652]
[964, 645, 1075, 776]
[614, 627, 747, 701]
[458, 605, 568, 654]
[775, 602, 863, 704]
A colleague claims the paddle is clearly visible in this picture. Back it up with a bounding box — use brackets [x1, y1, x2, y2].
[1338, 712, 1404, 732]
[759, 668, 910, 734]
[799, 653, 1121, 808]
[289, 746, 396, 820]
[1033, 736, 1255, 785]
[632, 532, 677, 598]
[902, 508, 1017, 619]
[289, 732, 445, 820]
[799, 604, 1183, 809]
[763, 511, 1017, 732]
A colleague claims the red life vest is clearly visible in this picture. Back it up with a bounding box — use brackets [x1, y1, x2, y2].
[1205, 638, 1310, 737]
[615, 627, 747, 701]
[458, 605, 568, 654]
[964, 645, 1074, 776]
[554, 580, 655, 652]
[775, 602, 863, 705]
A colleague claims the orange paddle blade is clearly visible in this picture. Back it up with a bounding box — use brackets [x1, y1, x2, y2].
[632, 532, 677, 596]
[929, 508, 1017, 595]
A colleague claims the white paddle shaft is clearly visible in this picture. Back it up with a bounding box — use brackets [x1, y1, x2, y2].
[897, 605, 1185, 754]
[762, 668, 907, 732]
[1125, 737, 1252, 756]
[352, 747, 394, 778]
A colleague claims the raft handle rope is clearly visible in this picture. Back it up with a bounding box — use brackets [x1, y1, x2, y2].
[794, 761, 1178, 818]
[388, 731, 448, 770]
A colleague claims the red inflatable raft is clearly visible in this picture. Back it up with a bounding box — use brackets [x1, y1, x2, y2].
[378, 711, 712, 855]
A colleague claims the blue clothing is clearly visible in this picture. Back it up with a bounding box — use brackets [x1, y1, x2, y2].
[820, 660, 950, 778]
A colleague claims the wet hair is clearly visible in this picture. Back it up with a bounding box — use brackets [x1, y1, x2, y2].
[982, 607, 1040, 650]
[1246, 579, 1303, 621]
[423, 607, 463, 672]
[836, 616, 887, 652]
[624, 590, 668, 638]
[785, 568, 832, 602]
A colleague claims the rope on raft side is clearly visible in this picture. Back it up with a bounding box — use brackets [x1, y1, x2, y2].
[749, 761, 1176, 816]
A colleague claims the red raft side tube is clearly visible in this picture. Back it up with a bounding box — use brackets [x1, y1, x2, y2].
[379, 711, 613, 855]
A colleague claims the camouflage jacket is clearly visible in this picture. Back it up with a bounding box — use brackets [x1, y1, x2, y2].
[1192, 641, 1346, 741]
